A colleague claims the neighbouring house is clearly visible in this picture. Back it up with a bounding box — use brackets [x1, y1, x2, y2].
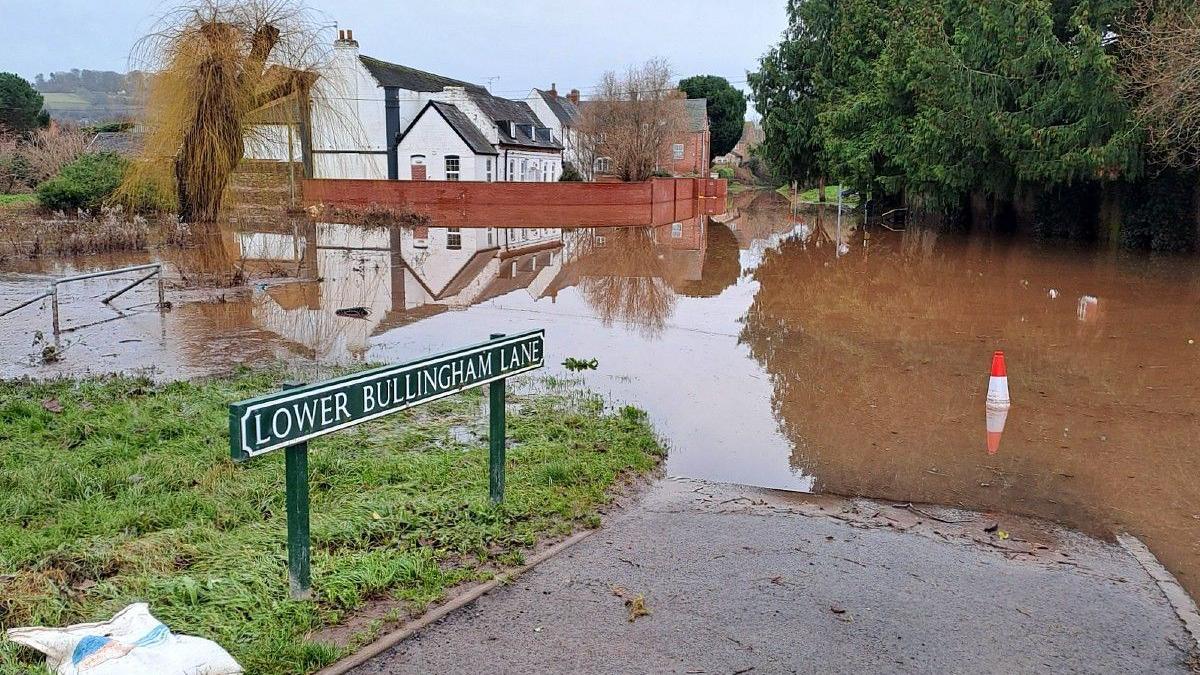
[302, 29, 562, 183]
[582, 95, 711, 180]
[525, 85, 583, 174]
[715, 120, 764, 166]
[670, 98, 710, 176]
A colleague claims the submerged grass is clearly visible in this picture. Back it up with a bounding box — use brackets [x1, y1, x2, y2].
[0, 368, 663, 673]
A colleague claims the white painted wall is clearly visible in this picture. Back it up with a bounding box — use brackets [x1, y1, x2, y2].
[394, 108, 490, 181]
[525, 90, 581, 172]
[244, 125, 302, 161]
[310, 41, 389, 179]
[500, 149, 562, 182]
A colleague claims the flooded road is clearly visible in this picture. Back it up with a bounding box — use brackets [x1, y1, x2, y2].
[2, 190, 1198, 594]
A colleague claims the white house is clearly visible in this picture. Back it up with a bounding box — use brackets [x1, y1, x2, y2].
[309, 29, 562, 182]
[525, 85, 582, 174]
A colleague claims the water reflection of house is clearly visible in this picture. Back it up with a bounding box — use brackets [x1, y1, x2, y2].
[400, 226, 563, 309]
[227, 222, 563, 360]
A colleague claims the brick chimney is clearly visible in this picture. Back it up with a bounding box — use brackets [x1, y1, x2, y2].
[567, 88, 580, 104]
[549, 82, 558, 98]
[335, 28, 358, 48]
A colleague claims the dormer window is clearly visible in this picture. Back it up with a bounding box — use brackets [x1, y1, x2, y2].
[535, 127, 551, 142]
[516, 123, 534, 138]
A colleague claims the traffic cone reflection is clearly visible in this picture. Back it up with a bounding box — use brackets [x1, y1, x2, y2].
[986, 405, 1009, 455]
[986, 351, 1011, 408]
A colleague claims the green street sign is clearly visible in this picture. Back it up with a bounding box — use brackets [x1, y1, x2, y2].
[227, 330, 545, 599]
[229, 329, 545, 460]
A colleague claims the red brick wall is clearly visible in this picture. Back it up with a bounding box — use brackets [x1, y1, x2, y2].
[303, 177, 727, 228]
[665, 130, 709, 176]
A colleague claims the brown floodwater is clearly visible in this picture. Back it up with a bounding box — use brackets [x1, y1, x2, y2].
[2, 191, 1198, 595]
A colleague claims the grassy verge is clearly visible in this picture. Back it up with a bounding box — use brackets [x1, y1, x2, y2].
[0, 194, 37, 208]
[775, 183, 859, 206]
[0, 369, 664, 673]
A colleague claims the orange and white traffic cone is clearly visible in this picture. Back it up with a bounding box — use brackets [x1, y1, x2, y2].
[986, 350, 1011, 409]
[985, 405, 1008, 455]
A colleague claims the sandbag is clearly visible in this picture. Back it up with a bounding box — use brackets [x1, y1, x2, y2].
[5, 603, 242, 675]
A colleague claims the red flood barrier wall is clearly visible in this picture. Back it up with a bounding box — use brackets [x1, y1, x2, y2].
[302, 177, 727, 229]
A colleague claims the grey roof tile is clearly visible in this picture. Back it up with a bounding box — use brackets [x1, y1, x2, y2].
[359, 55, 488, 94]
[534, 89, 581, 126]
[685, 98, 708, 132]
[403, 101, 498, 155]
[468, 92, 562, 150]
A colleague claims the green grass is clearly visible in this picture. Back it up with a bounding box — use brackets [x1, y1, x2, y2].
[39, 93, 92, 110]
[776, 183, 859, 206]
[0, 369, 664, 673]
[0, 194, 36, 208]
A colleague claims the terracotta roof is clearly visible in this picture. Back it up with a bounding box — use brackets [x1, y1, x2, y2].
[359, 55, 488, 94]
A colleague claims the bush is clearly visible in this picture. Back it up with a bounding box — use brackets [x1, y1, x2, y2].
[651, 168, 673, 178]
[713, 165, 735, 180]
[87, 121, 135, 134]
[20, 125, 90, 185]
[36, 152, 127, 211]
[559, 162, 583, 181]
[1121, 170, 1198, 252]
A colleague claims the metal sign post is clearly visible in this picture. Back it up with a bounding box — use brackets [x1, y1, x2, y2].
[489, 333, 507, 504]
[281, 382, 311, 600]
[228, 330, 545, 599]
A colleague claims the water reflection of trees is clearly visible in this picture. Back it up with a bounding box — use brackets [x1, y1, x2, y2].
[568, 228, 676, 337]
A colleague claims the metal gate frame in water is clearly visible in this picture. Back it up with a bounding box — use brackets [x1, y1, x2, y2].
[0, 263, 167, 335]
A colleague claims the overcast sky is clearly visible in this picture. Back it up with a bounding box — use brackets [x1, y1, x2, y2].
[0, 0, 785, 116]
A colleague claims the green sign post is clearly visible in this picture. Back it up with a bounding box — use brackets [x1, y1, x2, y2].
[229, 330, 545, 599]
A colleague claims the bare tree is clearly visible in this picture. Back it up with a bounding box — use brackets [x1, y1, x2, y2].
[0, 135, 22, 193]
[565, 228, 678, 336]
[1120, 1, 1200, 168]
[19, 125, 89, 185]
[576, 59, 690, 182]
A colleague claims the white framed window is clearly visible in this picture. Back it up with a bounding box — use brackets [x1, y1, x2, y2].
[445, 155, 460, 181]
[446, 227, 462, 250]
[508, 159, 515, 181]
[671, 222, 683, 238]
[594, 157, 611, 174]
[485, 158, 493, 182]
[672, 143, 685, 160]
[520, 159, 528, 182]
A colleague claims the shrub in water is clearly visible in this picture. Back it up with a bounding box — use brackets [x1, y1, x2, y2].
[36, 152, 127, 211]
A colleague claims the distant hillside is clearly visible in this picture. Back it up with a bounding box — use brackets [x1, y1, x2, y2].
[34, 69, 142, 123]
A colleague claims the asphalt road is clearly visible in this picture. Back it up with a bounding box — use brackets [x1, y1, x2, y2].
[350, 478, 1195, 674]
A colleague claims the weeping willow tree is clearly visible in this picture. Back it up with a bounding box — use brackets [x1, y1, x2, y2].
[119, 0, 328, 223]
